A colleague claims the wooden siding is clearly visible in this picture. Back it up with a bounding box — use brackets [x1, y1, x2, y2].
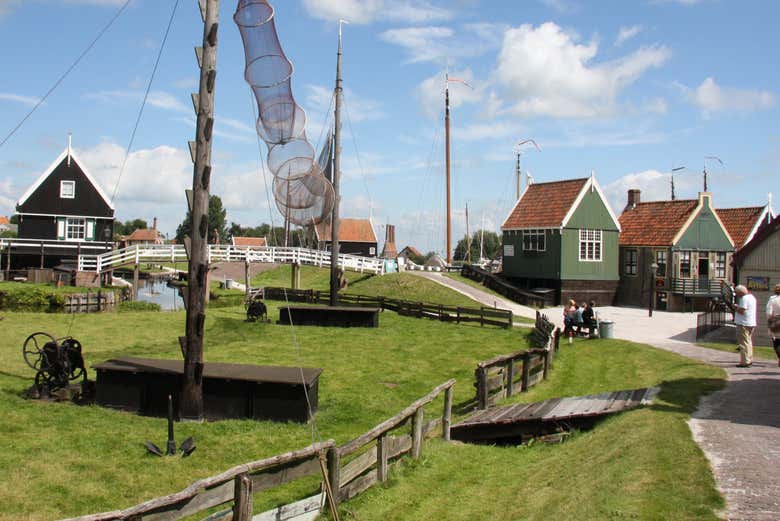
[565, 188, 620, 231]
[18, 215, 112, 243]
[675, 198, 733, 252]
[738, 226, 780, 347]
[501, 229, 561, 280]
[17, 156, 114, 218]
[560, 229, 619, 281]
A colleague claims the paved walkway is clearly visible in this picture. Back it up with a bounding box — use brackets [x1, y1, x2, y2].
[414, 271, 780, 520]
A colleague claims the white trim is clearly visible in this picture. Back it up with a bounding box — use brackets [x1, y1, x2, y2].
[17, 211, 113, 220]
[672, 193, 734, 248]
[742, 204, 774, 247]
[59, 180, 75, 199]
[560, 175, 622, 232]
[16, 147, 115, 210]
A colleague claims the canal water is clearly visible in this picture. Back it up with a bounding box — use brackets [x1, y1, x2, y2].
[135, 278, 185, 311]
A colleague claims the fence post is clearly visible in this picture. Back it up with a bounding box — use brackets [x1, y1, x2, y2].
[327, 446, 341, 508]
[411, 407, 424, 459]
[543, 349, 552, 379]
[377, 434, 388, 483]
[505, 360, 514, 397]
[443, 385, 453, 441]
[233, 473, 253, 521]
[476, 366, 487, 410]
[521, 352, 531, 392]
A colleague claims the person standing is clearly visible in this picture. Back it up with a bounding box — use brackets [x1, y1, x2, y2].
[766, 283, 780, 367]
[733, 285, 757, 367]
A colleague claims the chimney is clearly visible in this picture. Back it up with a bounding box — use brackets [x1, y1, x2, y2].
[627, 189, 641, 209]
[381, 224, 398, 259]
[153, 217, 157, 231]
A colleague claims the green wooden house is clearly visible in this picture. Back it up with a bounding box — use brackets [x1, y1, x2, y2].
[617, 190, 738, 311]
[501, 175, 621, 306]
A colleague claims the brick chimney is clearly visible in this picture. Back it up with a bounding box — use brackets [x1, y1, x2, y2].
[626, 189, 641, 210]
[381, 224, 398, 259]
[152, 217, 157, 231]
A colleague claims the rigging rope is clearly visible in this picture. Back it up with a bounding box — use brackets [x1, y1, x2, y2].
[0, 0, 133, 151]
[110, 0, 180, 203]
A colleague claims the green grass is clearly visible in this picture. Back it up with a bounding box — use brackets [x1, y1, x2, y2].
[250, 264, 370, 292]
[697, 341, 776, 361]
[442, 272, 535, 324]
[342, 338, 726, 521]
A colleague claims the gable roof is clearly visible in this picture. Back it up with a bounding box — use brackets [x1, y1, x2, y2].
[619, 199, 699, 246]
[16, 148, 115, 211]
[126, 228, 164, 242]
[502, 175, 621, 231]
[232, 236, 267, 247]
[0, 216, 9, 226]
[399, 245, 422, 257]
[717, 205, 773, 249]
[315, 218, 377, 243]
[733, 213, 780, 266]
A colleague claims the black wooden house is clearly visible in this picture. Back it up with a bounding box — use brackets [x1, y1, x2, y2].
[10, 146, 115, 269]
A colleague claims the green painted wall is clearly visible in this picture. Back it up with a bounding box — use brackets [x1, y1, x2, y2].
[502, 229, 561, 279]
[560, 229, 620, 280]
[566, 188, 620, 231]
[674, 197, 734, 252]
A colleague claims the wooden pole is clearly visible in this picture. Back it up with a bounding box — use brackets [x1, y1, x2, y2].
[232, 474, 253, 521]
[182, 0, 219, 421]
[411, 407, 424, 459]
[326, 446, 341, 509]
[132, 263, 139, 301]
[377, 434, 388, 483]
[445, 83, 452, 265]
[442, 385, 453, 441]
[39, 242, 44, 269]
[244, 256, 250, 301]
[329, 21, 344, 306]
[516, 152, 521, 200]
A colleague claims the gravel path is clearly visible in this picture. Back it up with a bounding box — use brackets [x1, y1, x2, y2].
[414, 271, 780, 520]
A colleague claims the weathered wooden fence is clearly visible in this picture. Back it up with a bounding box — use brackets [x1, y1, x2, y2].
[63, 291, 119, 313]
[474, 312, 561, 409]
[60, 379, 455, 521]
[262, 287, 514, 328]
[461, 264, 549, 308]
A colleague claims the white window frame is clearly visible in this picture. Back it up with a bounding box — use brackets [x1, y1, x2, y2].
[678, 251, 692, 278]
[522, 229, 546, 252]
[60, 180, 75, 199]
[715, 252, 727, 279]
[579, 229, 602, 262]
[624, 249, 638, 276]
[655, 250, 667, 277]
[65, 218, 86, 241]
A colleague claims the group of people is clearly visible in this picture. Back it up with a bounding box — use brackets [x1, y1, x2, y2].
[563, 299, 597, 338]
[732, 283, 780, 368]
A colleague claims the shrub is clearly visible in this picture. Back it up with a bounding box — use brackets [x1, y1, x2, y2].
[118, 301, 161, 312]
[0, 287, 64, 311]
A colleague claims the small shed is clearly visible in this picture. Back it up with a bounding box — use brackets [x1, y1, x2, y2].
[314, 218, 378, 257]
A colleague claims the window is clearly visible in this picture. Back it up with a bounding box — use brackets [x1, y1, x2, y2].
[679, 251, 691, 278]
[522, 229, 546, 252]
[579, 229, 602, 261]
[715, 252, 726, 278]
[624, 249, 638, 275]
[656, 250, 667, 277]
[60, 180, 75, 199]
[66, 218, 85, 240]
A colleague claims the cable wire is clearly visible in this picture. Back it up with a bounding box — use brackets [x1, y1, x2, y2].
[0, 0, 133, 152]
[110, 0, 180, 203]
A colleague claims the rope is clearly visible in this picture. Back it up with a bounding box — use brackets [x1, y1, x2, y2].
[110, 0, 180, 203]
[0, 0, 133, 152]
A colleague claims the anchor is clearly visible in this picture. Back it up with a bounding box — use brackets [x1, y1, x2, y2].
[145, 395, 196, 457]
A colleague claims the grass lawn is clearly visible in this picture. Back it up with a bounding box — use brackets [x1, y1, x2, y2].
[697, 341, 776, 361]
[0, 281, 119, 295]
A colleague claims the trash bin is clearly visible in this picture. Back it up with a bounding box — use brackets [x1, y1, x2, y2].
[599, 320, 614, 339]
[225, 278, 234, 289]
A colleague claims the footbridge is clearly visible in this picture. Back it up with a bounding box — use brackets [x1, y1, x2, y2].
[76, 244, 385, 275]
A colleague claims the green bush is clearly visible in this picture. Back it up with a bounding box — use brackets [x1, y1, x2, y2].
[0, 287, 64, 312]
[118, 301, 161, 312]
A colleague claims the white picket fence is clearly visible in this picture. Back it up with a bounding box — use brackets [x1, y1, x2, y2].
[76, 244, 385, 275]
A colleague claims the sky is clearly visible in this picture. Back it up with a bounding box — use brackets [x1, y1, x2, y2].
[0, 0, 778, 255]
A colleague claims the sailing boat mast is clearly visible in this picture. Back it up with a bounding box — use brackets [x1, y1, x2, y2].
[465, 202, 470, 264]
[329, 20, 345, 306]
[444, 76, 452, 265]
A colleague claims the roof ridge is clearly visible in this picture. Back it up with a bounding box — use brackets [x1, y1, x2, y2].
[527, 177, 589, 186]
[717, 206, 764, 211]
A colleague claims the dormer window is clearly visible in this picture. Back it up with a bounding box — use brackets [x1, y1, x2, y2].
[60, 180, 75, 199]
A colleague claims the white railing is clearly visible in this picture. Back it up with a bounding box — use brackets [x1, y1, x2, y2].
[77, 244, 385, 275]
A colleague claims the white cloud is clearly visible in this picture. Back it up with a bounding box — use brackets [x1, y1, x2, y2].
[379, 23, 505, 64]
[615, 25, 642, 47]
[495, 22, 670, 118]
[0, 177, 17, 213]
[301, 0, 452, 25]
[172, 77, 198, 90]
[454, 121, 525, 142]
[417, 68, 483, 118]
[602, 169, 701, 213]
[0, 92, 40, 106]
[540, 0, 579, 14]
[83, 90, 190, 113]
[690, 77, 776, 115]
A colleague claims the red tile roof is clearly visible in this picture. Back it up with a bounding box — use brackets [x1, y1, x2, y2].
[126, 228, 164, 242]
[502, 178, 588, 229]
[232, 236, 267, 247]
[400, 245, 422, 257]
[716, 207, 765, 249]
[315, 218, 377, 243]
[619, 200, 698, 246]
[0, 216, 9, 225]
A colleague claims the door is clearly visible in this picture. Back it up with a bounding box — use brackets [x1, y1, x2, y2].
[698, 255, 709, 292]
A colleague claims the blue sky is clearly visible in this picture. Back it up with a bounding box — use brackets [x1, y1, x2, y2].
[1, 0, 777, 254]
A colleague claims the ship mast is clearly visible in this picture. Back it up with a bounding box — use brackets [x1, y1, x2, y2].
[329, 20, 345, 306]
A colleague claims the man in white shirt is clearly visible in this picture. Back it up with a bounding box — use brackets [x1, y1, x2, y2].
[734, 285, 757, 367]
[766, 283, 780, 367]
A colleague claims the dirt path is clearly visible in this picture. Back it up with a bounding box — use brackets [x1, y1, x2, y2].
[415, 271, 780, 520]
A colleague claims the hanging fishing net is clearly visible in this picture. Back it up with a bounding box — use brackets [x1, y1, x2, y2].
[234, 0, 334, 226]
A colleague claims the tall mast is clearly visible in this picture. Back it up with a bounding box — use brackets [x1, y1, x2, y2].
[182, 0, 219, 421]
[445, 78, 452, 265]
[465, 202, 470, 263]
[515, 152, 521, 200]
[329, 20, 345, 306]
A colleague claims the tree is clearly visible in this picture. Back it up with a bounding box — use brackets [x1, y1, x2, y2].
[454, 230, 501, 262]
[175, 194, 227, 243]
[114, 219, 148, 238]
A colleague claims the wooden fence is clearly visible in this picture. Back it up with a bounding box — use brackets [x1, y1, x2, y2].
[474, 312, 561, 409]
[64, 291, 119, 313]
[461, 264, 549, 308]
[61, 379, 455, 521]
[262, 287, 513, 329]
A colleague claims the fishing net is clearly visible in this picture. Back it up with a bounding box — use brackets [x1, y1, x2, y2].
[234, 0, 334, 226]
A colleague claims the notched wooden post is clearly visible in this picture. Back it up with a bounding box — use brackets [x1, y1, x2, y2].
[505, 359, 514, 397]
[233, 473, 253, 521]
[327, 446, 341, 508]
[377, 434, 388, 483]
[521, 352, 531, 392]
[442, 385, 453, 441]
[411, 407, 424, 459]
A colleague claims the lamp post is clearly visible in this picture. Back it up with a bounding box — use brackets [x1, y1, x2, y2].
[649, 262, 659, 317]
